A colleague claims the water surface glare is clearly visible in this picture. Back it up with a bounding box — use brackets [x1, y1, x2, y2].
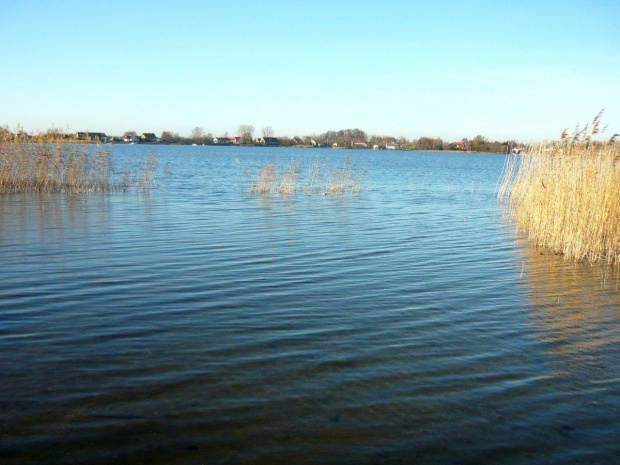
[1, 146, 619, 464]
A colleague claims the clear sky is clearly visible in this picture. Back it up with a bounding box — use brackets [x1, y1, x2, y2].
[1, 0, 619, 142]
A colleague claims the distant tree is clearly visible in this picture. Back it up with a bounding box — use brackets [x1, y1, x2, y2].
[323, 131, 338, 144]
[262, 126, 274, 138]
[471, 135, 490, 152]
[319, 128, 367, 147]
[416, 137, 440, 151]
[489, 140, 509, 154]
[279, 136, 296, 147]
[238, 125, 255, 144]
[161, 130, 181, 143]
[191, 126, 205, 143]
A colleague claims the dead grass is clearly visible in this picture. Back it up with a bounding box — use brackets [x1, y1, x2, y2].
[247, 156, 365, 196]
[499, 111, 620, 264]
[0, 129, 158, 194]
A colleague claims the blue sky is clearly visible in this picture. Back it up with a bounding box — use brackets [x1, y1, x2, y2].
[1, 0, 618, 141]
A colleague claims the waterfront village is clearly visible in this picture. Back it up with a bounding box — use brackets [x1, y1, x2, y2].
[3, 126, 524, 154]
[74, 131, 421, 150]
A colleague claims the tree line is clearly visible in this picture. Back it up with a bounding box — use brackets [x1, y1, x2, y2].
[406, 135, 518, 153]
[158, 125, 276, 145]
[156, 125, 519, 153]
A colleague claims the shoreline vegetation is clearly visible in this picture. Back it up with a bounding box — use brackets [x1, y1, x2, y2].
[499, 111, 620, 265]
[0, 131, 159, 194]
[1, 125, 522, 154]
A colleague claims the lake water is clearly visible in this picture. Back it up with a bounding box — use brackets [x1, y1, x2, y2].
[1, 145, 619, 464]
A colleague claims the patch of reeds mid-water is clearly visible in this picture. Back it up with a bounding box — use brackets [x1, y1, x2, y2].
[499, 112, 620, 264]
[247, 156, 365, 196]
[0, 131, 158, 194]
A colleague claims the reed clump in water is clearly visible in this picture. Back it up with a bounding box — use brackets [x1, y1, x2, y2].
[248, 156, 364, 196]
[499, 111, 620, 264]
[0, 129, 158, 194]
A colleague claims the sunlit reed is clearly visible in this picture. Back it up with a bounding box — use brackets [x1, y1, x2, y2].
[0, 129, 158, 194]
[248, 156, 364, 196]
[499, 111, 620, 264]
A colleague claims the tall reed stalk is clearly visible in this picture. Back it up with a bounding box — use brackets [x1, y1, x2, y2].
[0, 130, 158, 194]
[499, 112, 620, 264]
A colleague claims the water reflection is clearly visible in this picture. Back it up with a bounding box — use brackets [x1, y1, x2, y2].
[520, 241, 620, 384]
[0, 193, 159, 251]
[2, 194, 102, 241]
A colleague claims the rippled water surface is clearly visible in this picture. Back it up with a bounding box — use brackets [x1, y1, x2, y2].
[1, 146, 619, 464]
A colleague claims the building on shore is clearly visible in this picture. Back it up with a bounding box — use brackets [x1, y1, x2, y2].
[77, 132, 108, 143]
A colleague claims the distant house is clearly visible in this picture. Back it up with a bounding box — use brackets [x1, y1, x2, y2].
[16, 131, 31, 140]
[77, 132, 108, 142]
[450, 141, 466, 150]
[386, 141, 400, 150]
[213, 137, 232, 145]
[352, 139, 368, 148]
[123, 132, 140, 143]
[140, 133, 158, 143]
[263, 137, 280, 147]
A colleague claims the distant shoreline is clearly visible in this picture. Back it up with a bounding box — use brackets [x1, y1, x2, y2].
[0, 136, 509, 155]
[119, 143, 507, 154]
[116, 143, 509, 155]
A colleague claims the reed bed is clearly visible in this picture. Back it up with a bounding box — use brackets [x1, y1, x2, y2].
[247, 156, 365, 196]
[0, 133, 158, 194]
[499, 112, 620, 264]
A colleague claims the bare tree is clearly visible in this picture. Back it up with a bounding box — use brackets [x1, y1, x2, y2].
[191, 126, 205, 142]
[262, 126, 274, 138]
[238, 124, 255, 144]
[161, 131, 180, 143]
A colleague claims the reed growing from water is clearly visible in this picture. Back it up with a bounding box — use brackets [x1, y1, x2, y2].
[247, 156, 364, 196]
[0, 130, 158, 194]
[499, 112, 620, 264]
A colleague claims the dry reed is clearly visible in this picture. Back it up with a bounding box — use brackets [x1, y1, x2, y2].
[499, 111, 620, 264]
[0, 130, 158, 194]
[247, 156, 364, 196]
